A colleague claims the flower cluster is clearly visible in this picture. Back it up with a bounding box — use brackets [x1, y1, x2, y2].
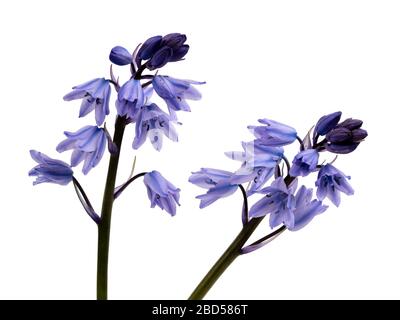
[29, 34, 203, 217]
[190, 112, 367, 233]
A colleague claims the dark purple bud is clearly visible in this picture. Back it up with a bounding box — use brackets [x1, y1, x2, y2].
[109, 46, 132, 66]
[338, 118, 363, 130]
[136, 35, 163, 62]
[315, 111, 342, 136]
[326, 127, 352, 143]
[162, 33, 187, 49]
[326, 143, 359, 154]
[147, 46, 173, 70]
[352, 128, 368, 142]
[169, 44, 190, 62]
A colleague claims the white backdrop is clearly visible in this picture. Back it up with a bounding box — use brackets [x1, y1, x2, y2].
[0, 0, 399, 299]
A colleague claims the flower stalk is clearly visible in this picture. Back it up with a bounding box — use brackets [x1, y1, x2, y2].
[97, 115, 126, 300]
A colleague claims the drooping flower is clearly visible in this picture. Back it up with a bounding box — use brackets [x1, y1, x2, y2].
[289, 149, 319, 177]
[325, 118, 368, 154]
[195, 184, 239, 209]
[249, 177, 298, 229]
[225, 141, 283, 194]
[28, 150, 73, 186]
[109, 46, 132, 66]
[143, 171, 180, 216]
[290, 186, 328, 231]
[132, 103, 178, 151]
[56, 126, 108, 175]
[248, 119, 297, 147]
[189, 168, 233, 189]
[189, 168, 238, 208]
[116, 79, 145, 119]
[63, 78, 111, 126]
[313, 111, 342, 143]
[152, 75, 205, 120]
[315, 164, 354, 207]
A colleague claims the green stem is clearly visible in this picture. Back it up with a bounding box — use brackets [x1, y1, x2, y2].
[189, 217, 264, 300]
[97, 116, 126, 300]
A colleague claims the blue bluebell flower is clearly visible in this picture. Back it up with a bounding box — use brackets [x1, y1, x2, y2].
[325, 118, 368, 154]
[290, 186, 328, 231]
[160, 33, 189, 62]
[289, 149, 319, 177]
[28, 150, 73, 186]
[249, 177, 298, 229]
[143, 171, 180, 216]
[313, 111, 342, 142]
[152, 75, 205, 120]
[189, 168, 233, 189]
[248, 119, 297, 147]
[109, 46, 132, 66]
[195, 183, 239, 209]
[56, 126, 108, 175]
[225, 141, 283, 194]
[249, 179, 327, 230]
[189, 169, 238, 208]
[63, 78, 111, 126]
[315, 164, 354, 207]
[116, 79, 144, 119]
[133, 103, 178, 151]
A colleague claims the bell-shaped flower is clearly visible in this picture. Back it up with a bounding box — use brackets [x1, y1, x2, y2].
[152, 75, 205, 120]
[290, 186, 328, 231]
[225, 140, 283, 194]
[116, 79, 145, 119]
[63, 78, 111, 126]
[133, 103, 178, 151]
[315, 164, 354, 207]
[143, 171, 180, 216]
[249, 177, 298, 229]
[289, 149, 319, 177]
[189, 168, 233, 189]
[56, 126, 109, 175]
[248, 119, 297, 147]
[28, 150, 73, 186]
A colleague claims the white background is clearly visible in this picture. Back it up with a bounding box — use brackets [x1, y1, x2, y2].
[0, 0, 399, 300]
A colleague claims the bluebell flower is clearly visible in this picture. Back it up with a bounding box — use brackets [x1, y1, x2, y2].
[63, 78, 111, 126]
[152, 75, 205, 120]
[315, 164, 354, 207]
[325, 118, 368, 154]
[195, 183, 239, 209]
[290, 186, 328, 231]
[133, 103, 178, 151]
[160, 33, 189, 62]
[289, 149, 319, 177]
[249, 179, 327, 230]
[249, 177, 298, 229]
[56, 126, 108, 175]
[225, 141, 283, 194]
[109, 46, 132, 66]
[189, 168, 233, 189]
[116, 79, 144, 119]
[313, 111, 342, 142]
[143, 171, 180, 216]
[248, 119, 297, 147]
[189, 168, 238, 208]
[28, 150, 73, 186]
